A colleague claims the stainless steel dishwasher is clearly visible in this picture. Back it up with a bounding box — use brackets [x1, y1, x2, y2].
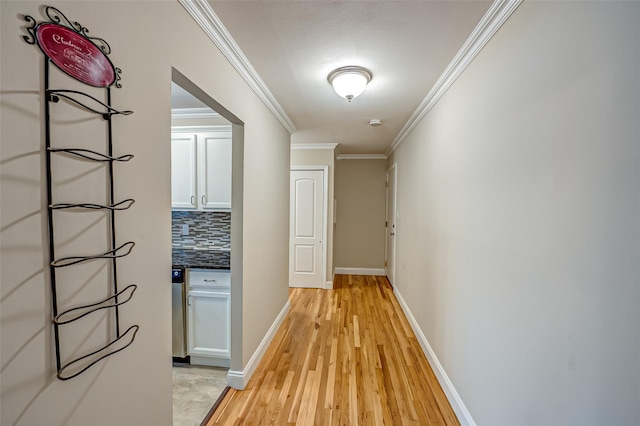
[171, 268, 187, 359]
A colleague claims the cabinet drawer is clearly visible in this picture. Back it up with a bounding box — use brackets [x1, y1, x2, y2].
[187, 269, 230, 289]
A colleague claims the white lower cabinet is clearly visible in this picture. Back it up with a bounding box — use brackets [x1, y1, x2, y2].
[189, 290, 231, 358]
[186, 269, 231, 367]
[188, 290, 230, 364]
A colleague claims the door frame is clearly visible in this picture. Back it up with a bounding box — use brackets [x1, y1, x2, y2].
[290, 166, 328, 289]
[172, 68, 244, 381]
[385, 163, 397, 286]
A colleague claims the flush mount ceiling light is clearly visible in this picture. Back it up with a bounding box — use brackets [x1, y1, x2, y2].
[327, 66, 372, 102]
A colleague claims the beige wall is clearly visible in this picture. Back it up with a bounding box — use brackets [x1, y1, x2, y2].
[0, 1, 290, 425]
[390, 1, 640, 424]
[290, 147, 335, 285]
[334, 159, 387, 270]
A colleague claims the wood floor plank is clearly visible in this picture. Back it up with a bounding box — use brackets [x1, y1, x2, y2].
[324, 337, 338, 409]
[205, 275, 460, 425]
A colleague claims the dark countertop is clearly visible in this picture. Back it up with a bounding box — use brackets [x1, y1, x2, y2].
[172, 263, 230, 270]
[172, 246, 230, 270]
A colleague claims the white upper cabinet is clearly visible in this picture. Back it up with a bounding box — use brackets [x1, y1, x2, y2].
[171, 126, 232, 211]
[199, 132, 232, 210]
[171, 133, 197, 210]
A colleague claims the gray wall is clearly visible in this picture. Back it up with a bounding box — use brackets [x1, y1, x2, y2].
[334, 159, 387, 270]
[0, 1, 290, 425]
[390, 1, 640, 424]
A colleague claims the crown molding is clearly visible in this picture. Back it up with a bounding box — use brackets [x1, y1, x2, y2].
[291, 143, 338, 151]
[336, 154, 388, 160]
[386, 0, 523, 157]
[178, 0, 296, 134]
[171, 107, 221, 119]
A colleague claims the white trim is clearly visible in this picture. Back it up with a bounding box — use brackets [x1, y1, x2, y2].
[385, 163, 397, 286]
[393, 287, 476, 426]
[171, 125, 231, 134]
[325, 280, 333, 290]
[226, 369, 244, 390]
[291, 143, 338, 151]
[226, 299, 291, 390]
[386, 0, 523, 157]
[336, 154, 388, 160]
[334, 268, 386, 276]
[289, 166, 329, 290]
[178, 0, 296, 134]
[171, 107, 220, 119]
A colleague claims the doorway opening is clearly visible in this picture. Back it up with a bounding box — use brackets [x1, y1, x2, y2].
[170, 69, 244, 426]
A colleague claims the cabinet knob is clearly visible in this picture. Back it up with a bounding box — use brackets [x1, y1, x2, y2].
[201, 195, 206, 205]
[190, 195, 195, 206]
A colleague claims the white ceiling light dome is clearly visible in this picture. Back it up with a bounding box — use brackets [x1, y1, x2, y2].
[327, 66, 372, 102]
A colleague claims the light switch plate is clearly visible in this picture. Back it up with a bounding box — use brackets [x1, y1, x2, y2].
[181, 224, 189, 236]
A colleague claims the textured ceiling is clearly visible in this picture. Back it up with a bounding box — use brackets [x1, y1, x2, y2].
[206, 1, 492, 155]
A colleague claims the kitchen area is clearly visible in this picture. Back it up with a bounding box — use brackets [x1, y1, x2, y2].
[171, 82, 232, 426]
[171, 211, 231, 367]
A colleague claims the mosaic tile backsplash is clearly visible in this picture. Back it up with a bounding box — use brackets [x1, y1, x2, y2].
[172, 211, 230, 269]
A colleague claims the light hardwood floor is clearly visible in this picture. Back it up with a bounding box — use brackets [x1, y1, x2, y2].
[206, 274, 459, 425]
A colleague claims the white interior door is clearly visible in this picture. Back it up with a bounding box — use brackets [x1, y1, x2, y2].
[289, 169, 324, 288]
[385, 164, 397, 286]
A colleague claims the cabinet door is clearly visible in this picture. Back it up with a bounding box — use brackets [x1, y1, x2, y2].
[199, 131, 232, 210]
[171, 134, 197, 210]
[187, 290, 230, 358]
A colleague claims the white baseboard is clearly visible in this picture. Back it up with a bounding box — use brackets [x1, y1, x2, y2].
[226, 370, 244, 390]
[325, 280, 333, 289]
[393, 287, 476, 426]
[334, 267, 386, 276]
[226, 299, 291, 390]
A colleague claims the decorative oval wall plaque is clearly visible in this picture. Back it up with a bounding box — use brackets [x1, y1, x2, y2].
[36, 23, 116, 87]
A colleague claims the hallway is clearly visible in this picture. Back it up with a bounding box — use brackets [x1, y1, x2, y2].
[207, 275, 458, 425]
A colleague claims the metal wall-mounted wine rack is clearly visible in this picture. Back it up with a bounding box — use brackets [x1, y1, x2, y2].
[22, 6, 139, 380]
